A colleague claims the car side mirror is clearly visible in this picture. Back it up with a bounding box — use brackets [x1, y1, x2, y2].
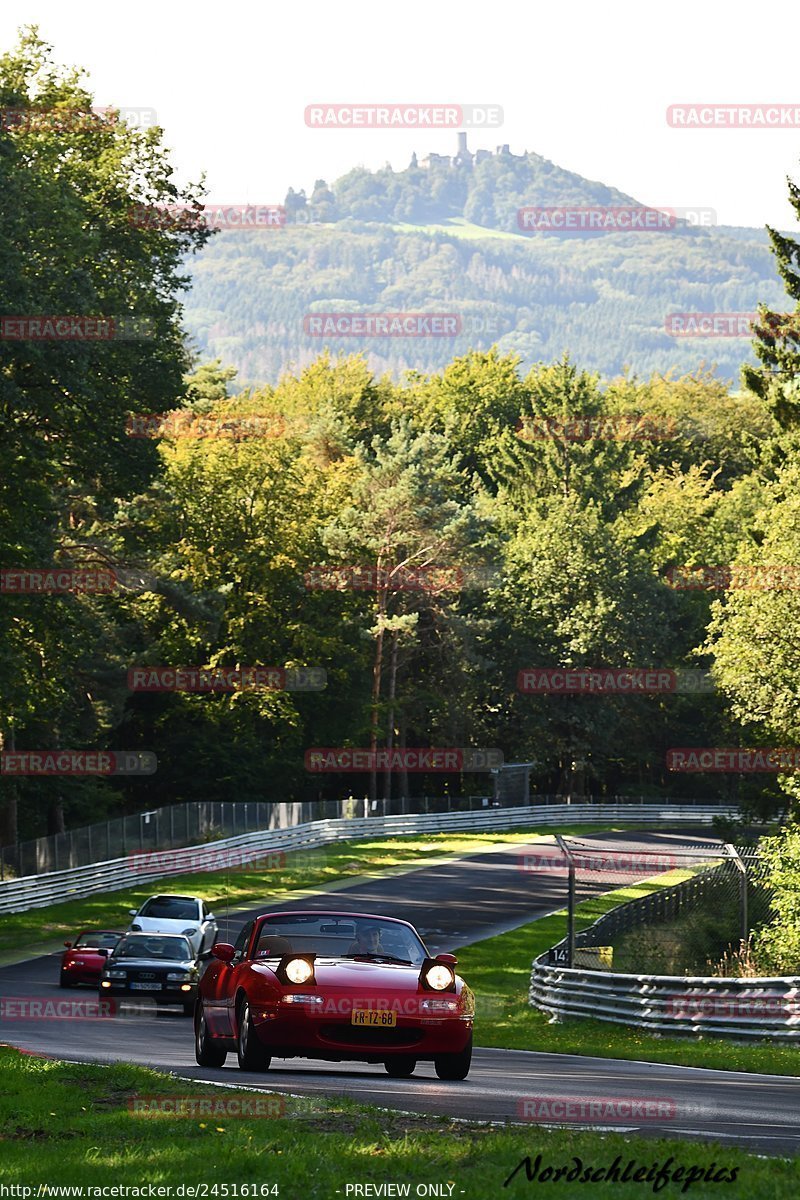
[97, 948, 110, 957]
[128, 909, 137, 917]
[206, 913, 216, 922]
[435, 953, 458, 966]
[211, 942, 235, 963]
[63, 941, 72, 948]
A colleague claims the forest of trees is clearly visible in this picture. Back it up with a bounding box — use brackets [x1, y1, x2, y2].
[184, 143, 787, 385]
[3, 31, 800, 848]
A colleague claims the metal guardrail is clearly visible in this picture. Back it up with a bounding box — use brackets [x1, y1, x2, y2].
[1, 792, 730, 878]
[0, 802, 735, 915]
[530, 962, 799, 1039]
[529, 851, 797, 1039]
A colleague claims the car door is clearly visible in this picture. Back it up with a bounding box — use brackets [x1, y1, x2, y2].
[205, 919, 254, 1036]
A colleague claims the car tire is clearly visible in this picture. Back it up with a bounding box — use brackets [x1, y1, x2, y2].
[59, 971, 75, 988]
[195, 1001, 227, 1068]
[434, 1033, 472, 1081]
[384, 1056, 416, 1078]
[236, 997, 271, 1072]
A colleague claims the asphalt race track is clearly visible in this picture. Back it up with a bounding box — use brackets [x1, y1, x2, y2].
[2, 830, 798, 1156]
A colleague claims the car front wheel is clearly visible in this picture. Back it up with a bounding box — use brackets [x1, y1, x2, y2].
[236, 998, 271, 1072]
[384, 1056, 416, 1078]
[194, 1001, 227, 1067]
[434, 1033, 472, 1081]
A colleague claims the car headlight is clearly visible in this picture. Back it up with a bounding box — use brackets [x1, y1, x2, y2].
[182, 927, 198, 936]
[105, 970, 127, 979]
[285, 958, 314, 984]
[166, 972, 191, 981]
[130, 924, 142, 931]
[424, 965, 455, 991]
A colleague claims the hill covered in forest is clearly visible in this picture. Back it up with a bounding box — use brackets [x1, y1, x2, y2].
[183, 137, 786, 386]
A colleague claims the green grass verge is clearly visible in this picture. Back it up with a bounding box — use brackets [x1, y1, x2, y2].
[0, 824, 658, 962]
[460, 869, 800, 1076]
[0, 1046, 792, 1195]
[392, 216, 527, 241]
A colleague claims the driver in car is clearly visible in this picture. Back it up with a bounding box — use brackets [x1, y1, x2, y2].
[347, 924, 383, 955]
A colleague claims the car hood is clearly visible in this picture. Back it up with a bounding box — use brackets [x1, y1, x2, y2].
[254, 959, 463, 992]
[132, 917, 200, 934]
[105, 957, 196, 970]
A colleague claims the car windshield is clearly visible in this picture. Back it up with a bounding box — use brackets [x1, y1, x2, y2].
[138, 897, 199, 921]
[74, 932, 120, 949]
[253, 915, 427, 964]
[113, 936, 192, 961]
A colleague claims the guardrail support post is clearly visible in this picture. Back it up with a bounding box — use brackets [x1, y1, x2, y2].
[555, 834, 575, 967]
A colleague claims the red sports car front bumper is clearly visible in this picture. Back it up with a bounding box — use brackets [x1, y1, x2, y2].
[250, 1003, 472, 1061]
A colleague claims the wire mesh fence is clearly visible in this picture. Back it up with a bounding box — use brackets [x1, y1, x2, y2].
[522, 833, 775, 976]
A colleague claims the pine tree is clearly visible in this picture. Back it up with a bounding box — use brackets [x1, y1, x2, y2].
[742, 177, 800, 428]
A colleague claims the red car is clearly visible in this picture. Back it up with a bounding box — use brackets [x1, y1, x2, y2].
[195, 911, 474, 1080]
[60, 930, 122, 987]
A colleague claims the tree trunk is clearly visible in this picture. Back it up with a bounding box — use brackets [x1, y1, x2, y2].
[0, 725, 19, 858]
[369, 581, 387, 804]
[383, 630, 399, 806]
[398, 714, 409, 812]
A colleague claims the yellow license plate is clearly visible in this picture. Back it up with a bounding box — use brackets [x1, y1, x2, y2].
[351, 1009, 397, 1027]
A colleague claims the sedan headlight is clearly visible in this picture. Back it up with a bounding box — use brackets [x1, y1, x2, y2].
[424, 965, 455, 991]
[130, 924, 142, 931]
[181, 927, 198, 936]
[285, 958, 314, 984]
[105, 969, 127, 979]
[166, 972, 191, 981]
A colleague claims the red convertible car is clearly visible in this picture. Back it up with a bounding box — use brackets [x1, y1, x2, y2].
[60, 930, 122, 987]
[195, 911, 474, 1079]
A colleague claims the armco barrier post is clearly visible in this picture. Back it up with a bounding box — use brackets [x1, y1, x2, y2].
[555, 834, 575, 967]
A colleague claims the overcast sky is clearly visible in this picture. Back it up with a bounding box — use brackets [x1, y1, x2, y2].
[3, 1, 800, 229]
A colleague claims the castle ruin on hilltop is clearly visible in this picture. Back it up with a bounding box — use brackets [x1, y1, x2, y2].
[413, 132, 526, 169]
